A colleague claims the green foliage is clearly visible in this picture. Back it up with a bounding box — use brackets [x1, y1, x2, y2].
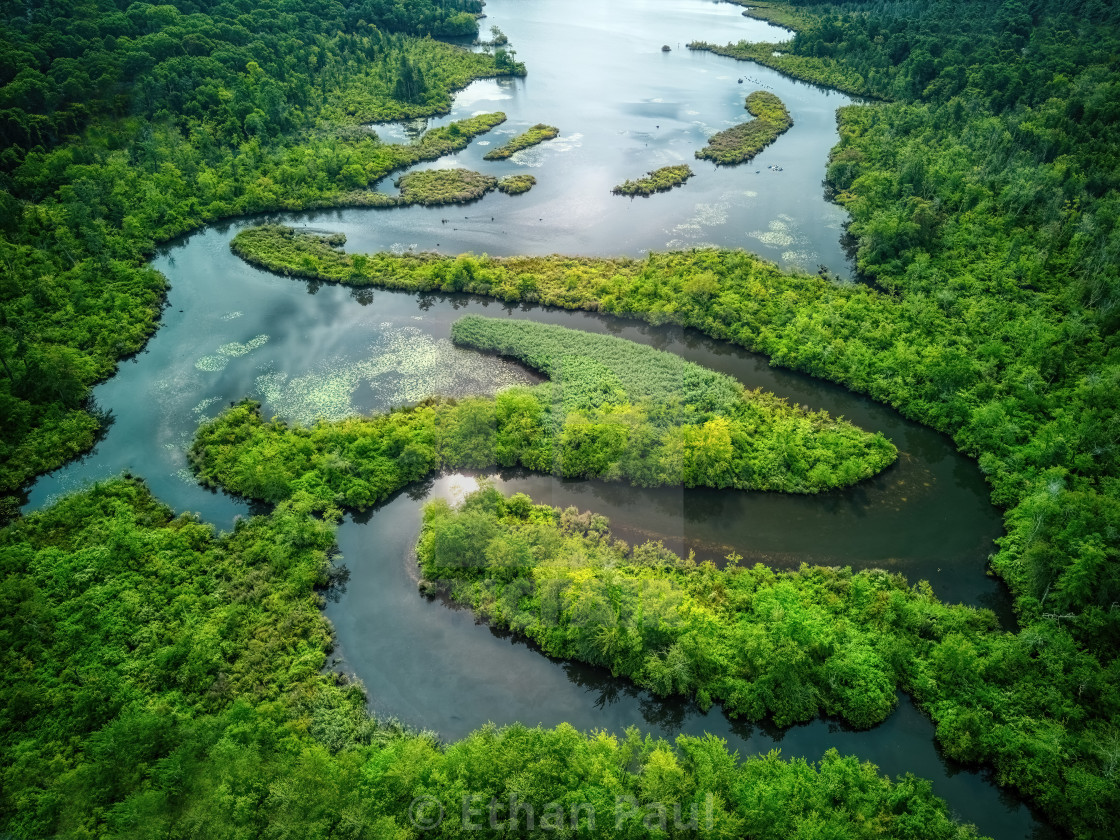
[695, 91, 793, 166]
[0, 481, 982, 837]
[394, 168, 499, 206]
[496, 174, 536, 195]
[482, 123, 559, 160]
[612, 164, 694, 197]
[419, 486, 1120, 829]
[0, 0, 517, 507]
[5, 1, 1120, 836]
[0, 478, 359, 835]
[189, 318, 894, 513]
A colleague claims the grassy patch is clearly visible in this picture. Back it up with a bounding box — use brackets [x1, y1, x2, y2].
[695, 91, 793, 166]
[394, 168, 499, 206]
[612, 164, 694, 197]
[483, 123, 560, 160]
[497, 174, 537, 195]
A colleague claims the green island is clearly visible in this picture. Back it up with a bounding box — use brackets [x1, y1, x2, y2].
[394, 168, 499, 206]
[188, 316, 895, 513]
[3, 0, 1120, 838]
[695, 91, 793, 166]
[612, 164, 694, 197]
[416, 484, 1023, 732]
[497, 174, 537, 195]
[482, 123, 560, 160]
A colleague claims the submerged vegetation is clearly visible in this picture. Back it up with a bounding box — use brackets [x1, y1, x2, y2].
[695, 91, 793, 166]
[0, 23, 512, 505]
[482, 123, 560, 160]
[612, 164, 694, 197]
[188, 316, 895, 513]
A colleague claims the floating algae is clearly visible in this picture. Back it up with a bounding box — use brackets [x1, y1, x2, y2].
[254, 325, 539, 426]
[195, 334, 270, 372]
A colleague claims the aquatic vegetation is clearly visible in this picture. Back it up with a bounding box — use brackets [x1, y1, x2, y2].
[497, 174, 537, 195]
[482, 123, 560, 160]
[194, 335, 270, 373]
[695, 91, 793, 165]
[5, 0, 1120, 836]
[394, 168, 499, 206]
[611, 164, 694, 197]
[189, 317, 895, 512]
[254, 326, 536, 425]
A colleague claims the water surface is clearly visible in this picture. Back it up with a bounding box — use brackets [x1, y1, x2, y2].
[23, 1, 1047, 837]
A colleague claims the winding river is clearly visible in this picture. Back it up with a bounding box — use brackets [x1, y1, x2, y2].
[25, 1, 1050, 837]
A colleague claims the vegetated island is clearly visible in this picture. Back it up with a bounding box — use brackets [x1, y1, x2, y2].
[417, 484, 999, 729]
[394, 168, 497, 206]
[612, 164, 694, 197]
[483, 123, 560, 160]
[189, 316, 896, 513]
[497, 174, 537, 195]
[295, 112, 509, 211]
[695, 91, 793, 165]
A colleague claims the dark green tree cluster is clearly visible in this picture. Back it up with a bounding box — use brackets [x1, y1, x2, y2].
[226, 148, 1120, 831]
[417, 485, 1120, 815]
[612, 164, 694, 197]
[0, 0, 493, 157]
[0, 479, 984, 838]
[5, 0, 1120, 837]
[692, 1, 1120, 646]
[694, 91, 792, 166]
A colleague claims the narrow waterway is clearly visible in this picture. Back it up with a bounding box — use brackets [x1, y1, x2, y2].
[23, 1, 1048, 836]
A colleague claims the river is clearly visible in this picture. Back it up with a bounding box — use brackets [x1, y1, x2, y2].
[24, 1, 1048, 836]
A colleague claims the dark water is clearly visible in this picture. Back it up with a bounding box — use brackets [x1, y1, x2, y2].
[22, 1, 1050, 837]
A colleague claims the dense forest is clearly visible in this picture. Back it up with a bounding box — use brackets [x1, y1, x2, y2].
[2, 0, 1119, 838]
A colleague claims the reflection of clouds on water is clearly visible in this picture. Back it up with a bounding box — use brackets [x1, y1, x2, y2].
[254, 325, 538, 425]
[453, 83, 511, 108]
[440, 474, 482, 508]
[195, 334, 269, 372]
[690, 119, 719, 136]
[477, 140, 491, 146]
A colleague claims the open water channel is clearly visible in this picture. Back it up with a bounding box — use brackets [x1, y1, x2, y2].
[26, 1, 1051, 836]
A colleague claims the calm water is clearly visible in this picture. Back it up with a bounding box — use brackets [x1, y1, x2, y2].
[345, 0, 853, 272]
[24, 1, 1048, 837]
